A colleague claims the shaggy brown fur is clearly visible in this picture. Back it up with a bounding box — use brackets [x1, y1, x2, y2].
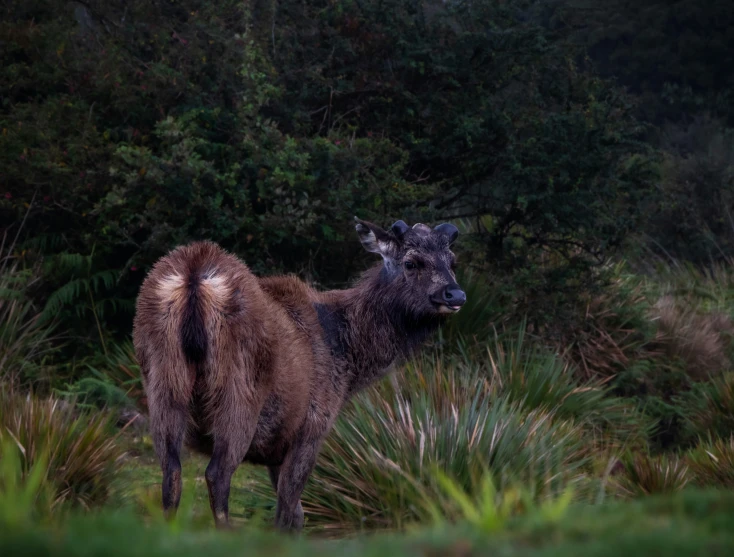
[132, 218, 465, 530]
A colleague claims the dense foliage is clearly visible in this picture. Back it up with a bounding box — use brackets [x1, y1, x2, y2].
[1, 0, 664, 342]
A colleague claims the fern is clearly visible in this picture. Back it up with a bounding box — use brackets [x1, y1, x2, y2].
[42, 270, 120, 319]
[19, 233, 65, 254]
[42, 252, 91, 277]
[39, 246, 128, 353]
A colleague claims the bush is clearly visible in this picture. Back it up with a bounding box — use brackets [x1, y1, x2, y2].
[0, 387, 124, 510]
[642, 117, 734, 262]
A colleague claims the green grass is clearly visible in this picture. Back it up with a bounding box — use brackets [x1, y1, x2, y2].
[1, 489, 733, 556]
[116, 434, 271, 530]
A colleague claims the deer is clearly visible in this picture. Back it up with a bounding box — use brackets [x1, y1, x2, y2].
[132, 217, 466, 531]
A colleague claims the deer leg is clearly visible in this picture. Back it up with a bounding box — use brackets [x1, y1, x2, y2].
[204, 426, 258, 530]
[273, 438, 321, 532]
[267, 465, 303, 522]
[149, 398, 188, 520]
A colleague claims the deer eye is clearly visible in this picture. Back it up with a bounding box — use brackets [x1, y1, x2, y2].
[404, 260, 417, 271]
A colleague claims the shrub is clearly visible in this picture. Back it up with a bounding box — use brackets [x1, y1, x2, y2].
[0, 0, 656, 353]
[0, 387, 124, 510]
[642, 117, 734, 263]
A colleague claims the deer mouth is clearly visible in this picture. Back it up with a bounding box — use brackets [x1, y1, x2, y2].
[435, 303, 463, 314]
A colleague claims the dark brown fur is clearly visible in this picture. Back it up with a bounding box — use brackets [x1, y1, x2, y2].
[132, 218, 465, 530]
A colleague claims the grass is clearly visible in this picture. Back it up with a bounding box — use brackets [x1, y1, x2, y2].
[613, 452, 691, 497]
[116, 434, 269, 530]
[685, 372, 734, 440]
[1, 488, 733, 556]
[687, 436, 734, 489]
[0, 259, 60, 388]
[0, 388, 124, 510]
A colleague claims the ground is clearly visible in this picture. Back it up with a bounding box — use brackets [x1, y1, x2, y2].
[118, 431, 275, 530]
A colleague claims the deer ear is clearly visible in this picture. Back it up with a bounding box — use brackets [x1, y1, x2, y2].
[354, 217, 398, 257]
[391, 220, 410, 239]
[433, 223, 459, 245]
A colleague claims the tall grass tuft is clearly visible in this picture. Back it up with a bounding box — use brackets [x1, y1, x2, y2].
[424, 467, 575, 533]
[687, 436, 734, 488]
[651, 295, 733, 380]
[561, 263, 653, 380]
[684, 372, 734, 440]
[483, 324, 650, 448]
[613, 452, 691, 497]
[296, 390, 588, 531]
[0, 257, 59, 388]
[243, 325, 656, 531]
[0, 387, 125, 510]
[257, 328, 627, 532]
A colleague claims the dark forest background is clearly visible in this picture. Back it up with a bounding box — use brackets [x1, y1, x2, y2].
[4, 0, 732, 343]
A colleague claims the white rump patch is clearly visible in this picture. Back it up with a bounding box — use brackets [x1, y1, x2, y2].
[200, 274, 232, 307]
[201, 274, 226, 291]
[156, 273, 185, 300]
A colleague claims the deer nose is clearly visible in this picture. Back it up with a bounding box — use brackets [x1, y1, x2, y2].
[443, 284, 466, 307]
